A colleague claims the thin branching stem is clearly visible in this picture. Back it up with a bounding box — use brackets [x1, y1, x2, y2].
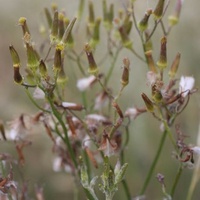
[104, 47, 122, 86]
[170, 164, 183, 197]
[25, 88, 50, 113]
[47, 96, 78, 168]
[140, 129, 167, 195]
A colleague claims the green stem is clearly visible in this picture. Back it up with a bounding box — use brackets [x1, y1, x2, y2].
[83, 150, 91, 181]
[186, 157, 200, 200]
[25, 88, 50, 113]
[163, 121, 178, 152]
[81, 91, 88, 111]
[140, 129, 167, 195]
[170, 164, 183, 197]
[129, 48, 146, 63]
[121, 179, 131, 200]
[47, 97, 78, 168]
[0, 161, 6, 177]
[104, 47, 122, 86]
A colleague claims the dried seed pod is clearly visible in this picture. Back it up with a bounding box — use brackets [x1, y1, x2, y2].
[112, 101, 124, 118]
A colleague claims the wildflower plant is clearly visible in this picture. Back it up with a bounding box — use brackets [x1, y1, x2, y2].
[1, 0, 199, 199]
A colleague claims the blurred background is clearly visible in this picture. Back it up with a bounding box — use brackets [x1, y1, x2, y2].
[0, 0, 200, 199]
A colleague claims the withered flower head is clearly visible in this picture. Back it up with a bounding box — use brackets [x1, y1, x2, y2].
[98, 132, 118, 157]
[77, 75, 96, 91]
[61, 102, 84, 111]
[179, 76, 195, 97]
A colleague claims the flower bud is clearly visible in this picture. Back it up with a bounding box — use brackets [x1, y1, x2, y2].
[51, 3, 58, 13]
[44, 8, 52, 29]
[168, 0, 183, 26]
[84, 43, 99, 75]
[138, 9, 152, 31]
[145, 50, 157, 73]
[114, 162, 128, 185]
[88, 0, 95, 27]
[118, 26, 132, 49]
[77, 0, 85, 20]
[39, 59, 48, 78]
[58, 12, 65, 40]
[9, 45, 20, 68]
[157, 36, 167, 69]
[120, 57, 130, 87]
[108, 4, 114, 25]
[14, 67, 23, 84]
[90, 17, 101, 48]
[50, 10, 59, 44]
[152, 85, 163, 102]
[153, 0, 166, 20]
[18, 17, 30, 37]
[144, 31, 153, 51]
[168, 53, 181, 79]
[57, 67, 68, 86]
[53, 48, 62, 73]
[58, 17, 76, 49]
[141, 93, 154, 112]
[102, 0, 108, 22]
[123, 15, 133, 35]
[103, 0, 114, 30]
[26, 43, 40, 73]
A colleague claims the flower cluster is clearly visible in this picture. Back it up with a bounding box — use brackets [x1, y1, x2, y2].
[5, 0, 200, 200]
